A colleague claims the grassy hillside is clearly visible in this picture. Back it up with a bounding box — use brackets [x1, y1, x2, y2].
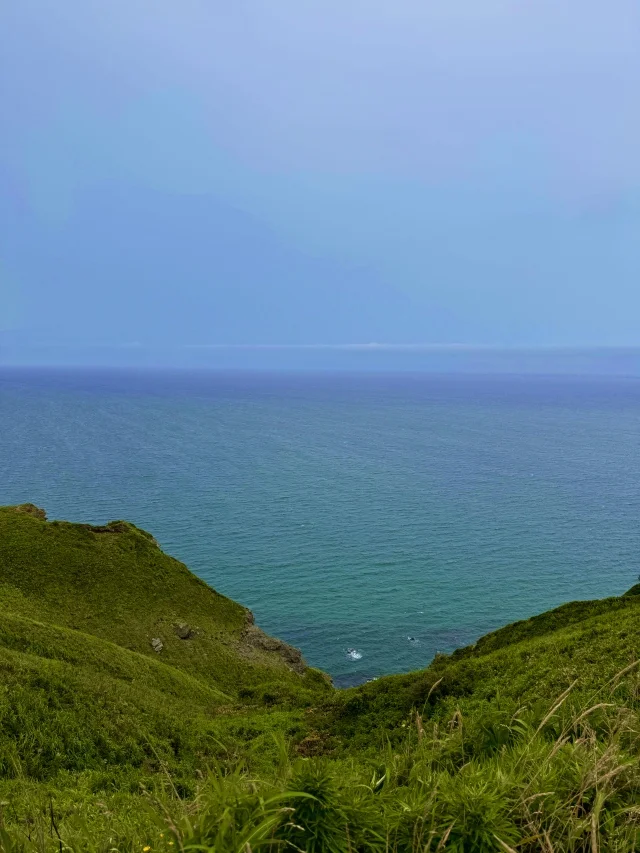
[324, 593, 640, 748]
[0, 504, 318, 693]
[1, 505, 640, 852]
[0, 505, 330, 846]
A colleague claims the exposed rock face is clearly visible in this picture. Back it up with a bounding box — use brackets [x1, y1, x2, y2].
[241, 610, 306, 674]
[150, 637, 163, 653]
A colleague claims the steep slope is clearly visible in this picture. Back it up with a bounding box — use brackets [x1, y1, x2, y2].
[0, 504, 317, 695]
[0, 609, 227, 784]
[2, 504, 640, 851]
[325, 591, 640, 749]
[0, 504, 329, 791]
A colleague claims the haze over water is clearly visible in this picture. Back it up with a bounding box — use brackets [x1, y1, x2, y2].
[2, 368, 639, 686]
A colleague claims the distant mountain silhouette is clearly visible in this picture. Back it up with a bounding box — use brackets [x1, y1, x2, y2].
[7, 183, 420, 346]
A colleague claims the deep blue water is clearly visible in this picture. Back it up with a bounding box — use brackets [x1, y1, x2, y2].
[2, 368, 640, 686]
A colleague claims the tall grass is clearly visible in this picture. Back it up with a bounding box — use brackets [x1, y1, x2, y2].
[4, 507, 640, 851]
[176, 678, 640, 852]
[4, 665, 639, 853]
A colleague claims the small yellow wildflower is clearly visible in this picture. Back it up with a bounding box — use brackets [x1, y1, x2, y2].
[143, 846, 151, 851]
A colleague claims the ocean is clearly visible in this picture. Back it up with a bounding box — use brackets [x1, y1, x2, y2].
[2, 367, 639, 686]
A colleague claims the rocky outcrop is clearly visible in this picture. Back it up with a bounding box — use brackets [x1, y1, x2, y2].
[241, 610, 306, 675]
[174, 622, 195, 639]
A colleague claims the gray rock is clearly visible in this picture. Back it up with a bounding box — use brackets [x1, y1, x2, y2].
[151, 637, 163, 653]
[174, 622, 194, 640]
[241, 623, 306, 674]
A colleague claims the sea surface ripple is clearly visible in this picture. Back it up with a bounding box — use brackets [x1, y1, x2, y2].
[2, 368, 639, 686]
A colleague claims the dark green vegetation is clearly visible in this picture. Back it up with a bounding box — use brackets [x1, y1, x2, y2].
[1, 505, 640, 851]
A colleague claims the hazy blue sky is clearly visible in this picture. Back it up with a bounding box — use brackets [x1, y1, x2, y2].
[2, 0, 639, 361]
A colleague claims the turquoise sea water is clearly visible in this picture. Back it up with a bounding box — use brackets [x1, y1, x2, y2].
[2, 368, 640, 686]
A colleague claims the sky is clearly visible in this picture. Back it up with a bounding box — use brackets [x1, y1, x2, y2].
[1, 0, 639, 365]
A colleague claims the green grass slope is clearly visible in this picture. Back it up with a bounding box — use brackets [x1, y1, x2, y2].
[325, 593, 640, 748]
[2, 504, 640, 851]
[0, 505, 329, 823]
[0, 504, 320, 695]
[0, 610, 226, 782]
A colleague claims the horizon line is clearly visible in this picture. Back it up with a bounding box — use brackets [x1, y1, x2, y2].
[3, 342, 640, 352]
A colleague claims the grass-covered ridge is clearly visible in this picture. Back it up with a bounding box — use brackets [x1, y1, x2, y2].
[0, 505, 329, 826]
[0, 504, 316, 692]
[1, 505, 640, 851]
